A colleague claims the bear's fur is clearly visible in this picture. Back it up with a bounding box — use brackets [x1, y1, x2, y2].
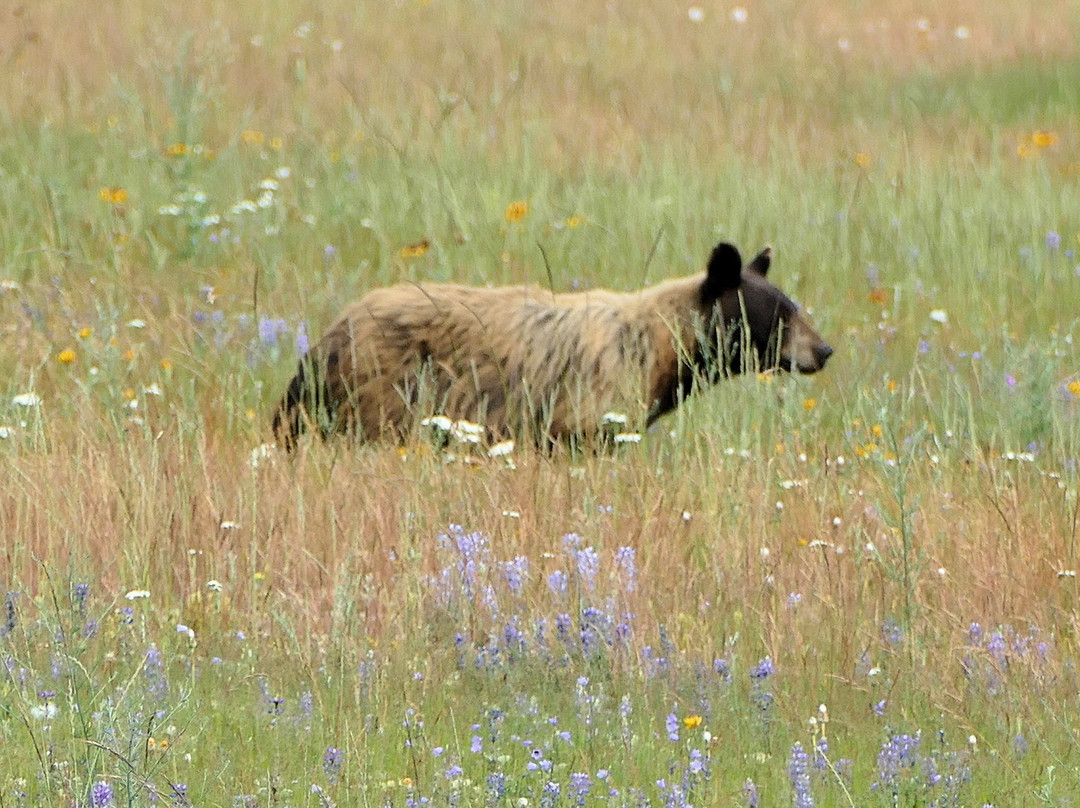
[272, 241, 833, 448]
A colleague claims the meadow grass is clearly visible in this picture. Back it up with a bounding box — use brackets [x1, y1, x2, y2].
[3, 0, 1080, 805]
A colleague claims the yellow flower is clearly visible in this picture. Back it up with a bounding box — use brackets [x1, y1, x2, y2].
[1017, 142, 1035, 160]
[241, 129, 265, 145]
[160, 358, 173, 371]
[683, 715, 703, 729]
[887, 379, 899, 393]
[504, 200, 529, 223]
[853, 152, 871, 168]
[867, 288, 887, 305]
[566, 215, 586, 228]
[57, 349, 76, 364]
[99, 187, 128, 205]
[803, 398, 817, 411]
[165, 142, 188, 157]
[122, 387, 136, 400]
[1067, 380, 1080, 397]
[872, 423, 883, 438]
[270, 136, 284, 150]
[1032, 130, 1058, 148]
[78, 327, 92, 339]
[399, 240, 431, 259]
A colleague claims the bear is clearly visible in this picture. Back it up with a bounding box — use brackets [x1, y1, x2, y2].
[271, 240, 833, 449]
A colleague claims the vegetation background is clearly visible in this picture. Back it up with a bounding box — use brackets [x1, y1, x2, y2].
[2, 0, 1080, 805]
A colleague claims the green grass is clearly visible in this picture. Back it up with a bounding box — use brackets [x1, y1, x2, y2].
[3, 1, 1080, 805]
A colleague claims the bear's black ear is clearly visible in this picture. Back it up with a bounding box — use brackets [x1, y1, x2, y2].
[747, 245, 772, 277]
[704, 242, 743, 297]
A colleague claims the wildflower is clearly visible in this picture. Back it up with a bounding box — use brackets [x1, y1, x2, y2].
[565, 215, 586, 228]
[1047, 231, 1062, 250]
[802, 398, 817, 411]
[742, 779, 759, 808]
[91, 780, 114, 808]
[399, 240, 431, 258]
[750, 657, 774, 679]
[666, 712, 679, 741]
[99, 187, 128, 204]
[548, 570, 568, 596]
[12, 392, 41, 407]
[488, 439, 515, 457]
[1032, 130, 1058, 148]
[615, 546, 637, 592]
[929, 309, 948, 324]
[125, 589, 151, 600]
[688, 7, 704, 22]
[445, 764, 464, 779]
[323, 746, 343, 784]
[504, 201, 528, 223]
[241, 129, 265, 145]
[574, 546, 600, 591]
[57, 349, 76, 364]
[683, 715, 702, 729]
[788, 742, 813, 807]
[854, 152, 871, 169]
[165, 142, 188, 157]
[731, 6, 748, 22]
[867, 288, 887, 304]
[1067, 380, 1080, 397]
[873, 732, 921, 791]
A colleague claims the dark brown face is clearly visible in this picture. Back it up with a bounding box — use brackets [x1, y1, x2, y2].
[703, 242, 833, 376]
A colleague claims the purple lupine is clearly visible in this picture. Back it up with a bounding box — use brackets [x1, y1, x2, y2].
[502, 556, 529, 595]
[170, 783, 189, 807]
[323, 746, 343, 784]
[743, 779, 759, 808]
[540, 782, 561, 808]
[788, 742, 813, 807]
[881, 619, 904, 647]
[144, 645, 168, 702]
[750, 657, 774, 679]
[574, 546, 600, 591]
[873, 732, 921, 792]
[568, 773, 592, 806]
[548, 571, 568, 597]
[615, 546, 637, 593]
[3, 591, 17, 634]
[74, 582, 90, 612]
[487, 773, 507, 802]
[257, 316, 287, 346]
[91, 781, 114, 808]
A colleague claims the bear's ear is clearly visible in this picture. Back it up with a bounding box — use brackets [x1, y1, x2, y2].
[747, 245, 772, 277]
[704, 242, 743, 297]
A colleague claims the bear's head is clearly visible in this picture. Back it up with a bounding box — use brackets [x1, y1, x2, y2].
[701, 242, 833, 376]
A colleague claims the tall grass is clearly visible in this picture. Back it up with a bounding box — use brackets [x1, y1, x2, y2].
[2, 0, 1080, 805]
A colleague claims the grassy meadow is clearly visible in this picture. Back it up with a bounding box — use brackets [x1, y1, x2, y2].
[3, 0, 1080, 804]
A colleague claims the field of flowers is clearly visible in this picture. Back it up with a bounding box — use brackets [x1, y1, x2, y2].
[3, 0, 1080, 805]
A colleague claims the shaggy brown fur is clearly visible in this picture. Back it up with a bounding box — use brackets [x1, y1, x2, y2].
[272, 241, 832, 448]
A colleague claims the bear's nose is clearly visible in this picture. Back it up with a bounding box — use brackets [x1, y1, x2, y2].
[815, 343, 834, 367]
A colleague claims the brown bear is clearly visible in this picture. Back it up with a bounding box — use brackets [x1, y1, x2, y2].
[271, 241, 832, 449]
